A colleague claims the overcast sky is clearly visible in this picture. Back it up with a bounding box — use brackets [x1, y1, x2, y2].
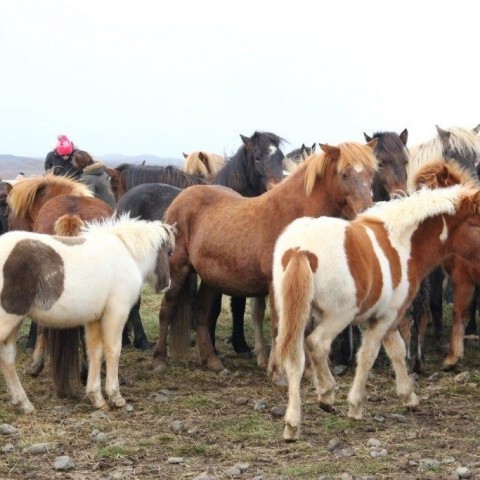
[0, 0, 478, 159]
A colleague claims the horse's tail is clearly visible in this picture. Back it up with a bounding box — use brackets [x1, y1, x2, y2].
[275, 251, 314, 366]
[46, 214, 84, 397]
[169, 271, 197, 359]
[54, 214, 85, 236]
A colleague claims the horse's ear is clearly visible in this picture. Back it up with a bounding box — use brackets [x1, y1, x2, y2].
[198, 151, 207, 164]
[400, 128, 408, 146]
[240, 134, 253, 149]
[182, 152, 188, 159]
[366, 138, 379, 151]
[473, 124, 480, 134]
[436, 125, 450, 140]
[319, 143, 340, 161]
[437, 165, 451, 186]
[104, 167, 116, 178]
[5, 183, 13, 195]
[364, 132, 373, 143]
[311, 143, 316, 152]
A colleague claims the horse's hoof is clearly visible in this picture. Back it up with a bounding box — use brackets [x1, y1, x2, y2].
[404, 392, 420, 410]
[110, 396, 126, 408]
[236, 350, 253, 360]
[319, 402, 335, 413]
[206, 356, 224, 372]
[152, 359, 168, 374]
[347, 405, 363, 420]
[232, 342, 252, 356]
[16, 400, 35, 414]
[134, 338, 154, 351]
[442, 357, 460, 371]
[26, 360, 44, 377]
[283, 423, 299, 442]
[272, 372, 288, 387]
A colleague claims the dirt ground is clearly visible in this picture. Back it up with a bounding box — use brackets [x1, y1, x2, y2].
[1, 290, 480, 480]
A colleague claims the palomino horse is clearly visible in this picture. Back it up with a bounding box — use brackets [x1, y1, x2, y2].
[274, 183, 480, 441]
[183, 151, 225, 176]
[116, 132, 286, 353]
[410, 160, 480, 370]
[152, 141, 378, 379]
[0, 216, 175, 413]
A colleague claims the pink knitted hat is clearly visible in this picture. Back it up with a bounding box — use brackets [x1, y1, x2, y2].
[56, 134, 74, 156]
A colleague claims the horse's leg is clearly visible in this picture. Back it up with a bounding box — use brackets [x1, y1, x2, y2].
[251, 296, 267, 368]
[25, 320, 37, 352]
[208, 294, 222, 353]
[443, 277, 474, 369]
[85, 321, 106, 409]
[267, 289, 286, 384]
[230, 296, 252, 355]
[382, 328, 419, 409]
[348, 320, 391, 419]
[26, 323, 46, 376]
[282, 331, 305, 442]
[195, 282, 224, 371]
[429, 267, 444, 341]
[130, 296, 152, 350]
[464, 285, 478, 338]
[0, 321, 34, 413]
[306, 314, 352, 411]
[102, 311, 127, 408]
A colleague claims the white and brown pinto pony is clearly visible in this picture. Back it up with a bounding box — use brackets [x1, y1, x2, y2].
[274, 184, 480, 441]
[0, 216, 175, 413]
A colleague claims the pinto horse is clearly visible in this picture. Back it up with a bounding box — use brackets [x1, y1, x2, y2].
[274, 183, 480, 441]
[116, 132, 285, 352]
[152, 141, 378, 379]
[0, 216, 175, 413]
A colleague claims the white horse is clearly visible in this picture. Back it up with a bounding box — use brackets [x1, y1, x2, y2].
[273, 179, 480, 441]
[0, 216, 175, 413]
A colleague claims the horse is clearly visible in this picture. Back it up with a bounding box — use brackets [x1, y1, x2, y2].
[0, 181, 12, 235]
[152, 141, 378, 380]
[25, 195, 114, 396]
[274, 182, 480, 441]
[116, 132, 286, 352]
[0, 216, 175, 413]
[183, 151, 225, 176]
[283, 144, 316, 176]
[409, 159, 480, 370]
[328, 130, 410, 366]
[407, 124, 480, 342]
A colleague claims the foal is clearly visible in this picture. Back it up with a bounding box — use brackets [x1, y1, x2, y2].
[274, 184, 480, 441]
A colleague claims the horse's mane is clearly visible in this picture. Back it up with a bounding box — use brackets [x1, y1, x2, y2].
[114, 163, 207, 190]
[303, 142, 377, 196]
[7, 173, 93, 218]
[372, 131, 409, 156]
[184, 152, 225, 176]
[412, 159, 479, 191]
[360, 185, 467, 238]
[249, 131, 284, 149]
[83, 215, 176, 262]
[409, 127, 480, 178]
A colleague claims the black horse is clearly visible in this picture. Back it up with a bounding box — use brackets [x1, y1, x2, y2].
[117, 131, 285, 351]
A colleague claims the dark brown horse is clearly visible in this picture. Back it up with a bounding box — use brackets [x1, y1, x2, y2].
[153, 141, 378, 380]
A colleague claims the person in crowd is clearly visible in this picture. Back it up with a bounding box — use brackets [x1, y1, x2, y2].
[72, 150, 115, 207]
[44, 134, 81, 178]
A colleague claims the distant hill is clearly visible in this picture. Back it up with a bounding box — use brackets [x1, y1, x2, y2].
[0, 154, 184, 180]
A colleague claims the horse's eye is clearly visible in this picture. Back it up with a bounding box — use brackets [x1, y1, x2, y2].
[378, 162, 384, 168]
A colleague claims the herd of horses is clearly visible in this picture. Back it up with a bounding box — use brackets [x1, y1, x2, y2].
[1, 127, 480, 441]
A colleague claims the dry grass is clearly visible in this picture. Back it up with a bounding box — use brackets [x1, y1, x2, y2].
[1, 287, 480, 479]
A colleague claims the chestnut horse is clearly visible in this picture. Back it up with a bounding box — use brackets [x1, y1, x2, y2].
[152, 141, 378, 379]
[183, 151, 225, 176]
[274, 183, 480, 441]
[411, 160, 480, 370]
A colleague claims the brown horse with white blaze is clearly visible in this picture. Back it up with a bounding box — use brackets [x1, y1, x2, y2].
[152, 141, 378, 379]
[274, 182, 480, 441]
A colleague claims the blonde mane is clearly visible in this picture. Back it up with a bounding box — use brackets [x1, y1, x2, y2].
[304, 142, 377, 195]
[360, 185, 468, 238]
[412, 159, 479, 191]
[408, 127, 480, 186]
[7, 174, 93, 218]
[83, 215, 176, 262]
[184, 151, 225, 176]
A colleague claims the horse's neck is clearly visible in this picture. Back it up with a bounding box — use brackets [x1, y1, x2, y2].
[408, 215, 454, 278]
[211, 156, 250, 195]
[265, 170, 338, 220]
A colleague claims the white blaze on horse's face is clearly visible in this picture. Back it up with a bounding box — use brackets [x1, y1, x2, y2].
[269, 145, 278, 156]
[353, 164, 365, 173]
